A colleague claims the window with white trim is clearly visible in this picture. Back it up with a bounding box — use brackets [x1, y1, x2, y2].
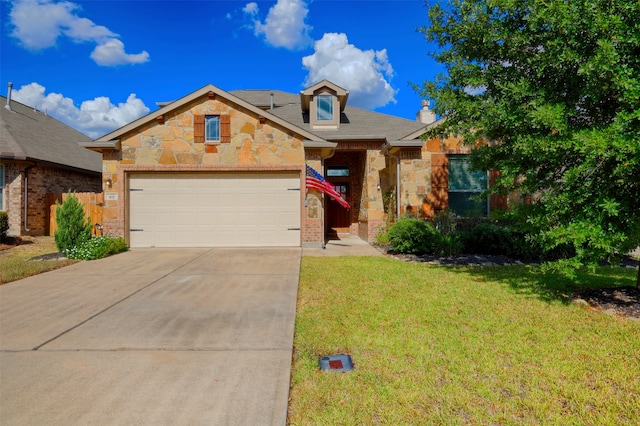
[205, 116, 220, 142]
[316, 95, 333, 121]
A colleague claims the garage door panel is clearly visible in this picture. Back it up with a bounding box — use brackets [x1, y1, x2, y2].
[257, 212, 279, 226]
[129, 173, 300, 248]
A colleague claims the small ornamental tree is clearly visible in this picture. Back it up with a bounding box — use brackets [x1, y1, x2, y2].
[54, 193, 91, 254]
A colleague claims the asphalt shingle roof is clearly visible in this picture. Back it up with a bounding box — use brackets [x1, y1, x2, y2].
[230, 89, 426, 141]
[229, 90, 300, 109]
[0, 97, 101, 173]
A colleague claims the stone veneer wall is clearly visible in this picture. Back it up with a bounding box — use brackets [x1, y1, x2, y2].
[3, 162, 23, 236]
[400, 156, 432, 216]
[361, 149, 387, 241]
[2, 161, 100, 235]
[302, 158, 323, 247]
[101, 96, 309, 242]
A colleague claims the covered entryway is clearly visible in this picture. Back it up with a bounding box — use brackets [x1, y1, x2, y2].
[324, 151, 365, 236]
[128, 172, 301, 248]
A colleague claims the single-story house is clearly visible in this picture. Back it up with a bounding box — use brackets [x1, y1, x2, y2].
[85, 80, 506, 248]
[1, 88, 102, 236]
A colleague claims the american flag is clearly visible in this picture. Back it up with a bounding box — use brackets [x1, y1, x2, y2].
[306, 165, 350, 209]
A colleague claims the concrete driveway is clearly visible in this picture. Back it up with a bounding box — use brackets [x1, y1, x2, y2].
[0, 248, 300, 425]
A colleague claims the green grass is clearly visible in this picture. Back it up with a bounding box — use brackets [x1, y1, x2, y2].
[0, 237, 78, 284]
[289, 257, 640, 425]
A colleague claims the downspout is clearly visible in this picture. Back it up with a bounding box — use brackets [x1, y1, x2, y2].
[23, 164, 35, 233]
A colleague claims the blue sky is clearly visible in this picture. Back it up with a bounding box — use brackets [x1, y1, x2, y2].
[1, 0, 443, 138]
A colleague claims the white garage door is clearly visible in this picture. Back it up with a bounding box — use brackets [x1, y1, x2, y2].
[128, 172, 301, 248]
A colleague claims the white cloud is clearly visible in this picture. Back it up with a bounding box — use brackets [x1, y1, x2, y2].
[302, 33, 398, 109]
[91, 39, 150, 66]
[11, 82, 150, 139]
[243, 0, 312, 50]
[242, 2, 258, 15]
[9, 0, 149, 66]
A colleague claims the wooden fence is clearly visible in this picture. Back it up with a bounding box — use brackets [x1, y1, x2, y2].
[47, 192, 104, 236]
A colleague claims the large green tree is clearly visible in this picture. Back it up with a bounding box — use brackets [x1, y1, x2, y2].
[418, 0, 640, 285]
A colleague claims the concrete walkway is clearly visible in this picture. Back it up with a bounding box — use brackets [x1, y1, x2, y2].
[0, 248, 300, 426]
[303, 236, 384, 257]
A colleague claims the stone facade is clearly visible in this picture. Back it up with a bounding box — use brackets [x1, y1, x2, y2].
[101, 95, 310, 242]
[1, 160, 101, 236]
[302, 157, 323, 248]
[91, 83, 508, 248]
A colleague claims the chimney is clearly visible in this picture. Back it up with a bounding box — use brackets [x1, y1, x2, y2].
[416, 99, 436, 125]
[5, 82, 13, 111]
[270, 92, 274, 110]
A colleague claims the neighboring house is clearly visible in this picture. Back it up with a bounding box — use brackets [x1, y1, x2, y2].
[85, 80, 506, 248]
[0, 91, 102, 236]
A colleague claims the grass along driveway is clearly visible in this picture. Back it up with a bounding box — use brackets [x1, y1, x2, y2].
[0, 236, 78, 284]
[289, 257, 639, 425]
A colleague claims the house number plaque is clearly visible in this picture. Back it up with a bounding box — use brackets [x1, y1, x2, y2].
[105, 193, 118, 201]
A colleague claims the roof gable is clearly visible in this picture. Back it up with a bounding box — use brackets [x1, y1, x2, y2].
[300, 80, 349, 113]
[93, 84, 324, 146]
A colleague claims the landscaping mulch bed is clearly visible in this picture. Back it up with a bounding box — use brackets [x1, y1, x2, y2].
[383, 248, 640, 320]
[573, 286, 640, 320]
[28, 252, 67, 261]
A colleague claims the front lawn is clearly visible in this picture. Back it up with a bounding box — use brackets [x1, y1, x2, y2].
[0, 236, 78, 284]
[289, 257, 639, 425]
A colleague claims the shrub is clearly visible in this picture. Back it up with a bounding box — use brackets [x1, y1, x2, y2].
[464, 223, 515, 256]
[388, 218, 439, 254]
[374, 227, 391, 246]
[436, 232, 465, 256]
[0, 211, 8, 243]
[65, 235, 128, 260]
[509, 232, 576, 263]
[434, 209, 457, 236]
[54, 193, 91, 254]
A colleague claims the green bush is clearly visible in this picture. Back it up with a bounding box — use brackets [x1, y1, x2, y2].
[434, 209, 457, 236]
[65, 236, 128, 260]
[0, 211, 8, 242]
[388, 218, 439, 254]
[464, 223, 515, 256]
[509, 231, 576, 263]
[54, 194, 91, 254]
[374, 227, 391, 246]
[435, 232, 465, 256]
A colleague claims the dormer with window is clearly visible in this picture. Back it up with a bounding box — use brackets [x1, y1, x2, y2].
[300, 80, 349, 130]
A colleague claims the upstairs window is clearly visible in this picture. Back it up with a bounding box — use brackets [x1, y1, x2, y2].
[316, 95, 333, 121]
[195, 114, 230, 143]
[205, 116, 220, 142]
